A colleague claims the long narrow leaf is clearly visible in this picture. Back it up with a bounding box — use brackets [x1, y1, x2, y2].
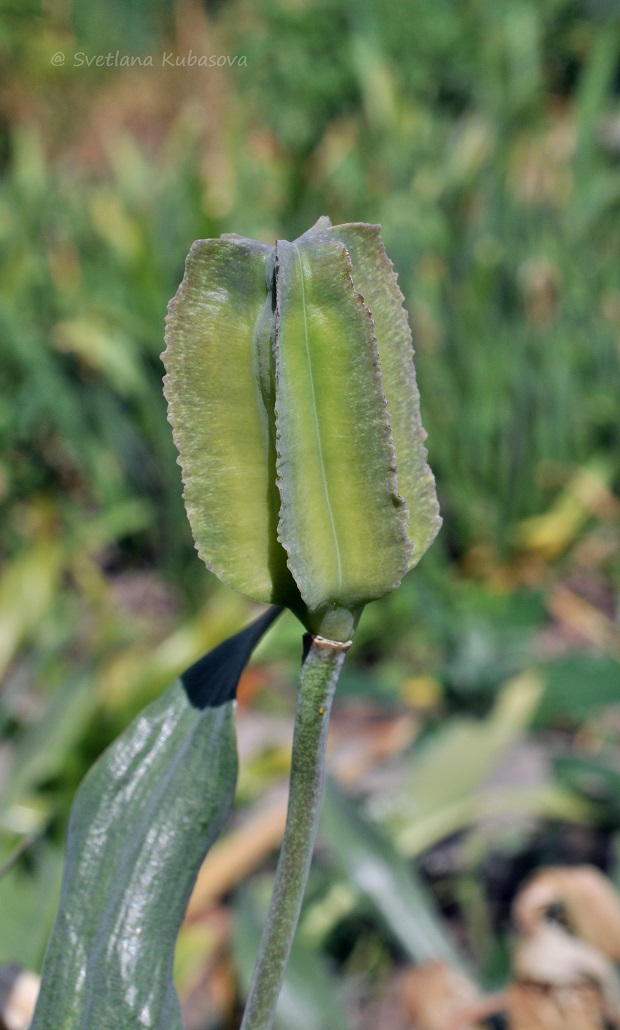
[321, 778, 467, 972]
[32, 606, 280, 1030]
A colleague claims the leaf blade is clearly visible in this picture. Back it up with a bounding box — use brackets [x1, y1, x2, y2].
[32, 607, 280, 1030]
[321, 778, 467, 971]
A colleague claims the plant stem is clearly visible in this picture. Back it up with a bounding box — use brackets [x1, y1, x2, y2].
[240, 633, 349, 1030]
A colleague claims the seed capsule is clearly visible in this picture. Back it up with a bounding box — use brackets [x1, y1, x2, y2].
[163, 218, 441, 642]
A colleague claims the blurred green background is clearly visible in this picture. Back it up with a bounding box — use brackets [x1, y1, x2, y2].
[0, 0, 619, 1026]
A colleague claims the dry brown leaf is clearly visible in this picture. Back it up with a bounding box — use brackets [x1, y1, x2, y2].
[546, 584, 618, 653]
[505, 981, 608, 1030]
[513, 463, 619, 561]
[400, 960, 485, 1030]
[510, 869, 620, 1030]
[395, 868, 620, 1030]
[514, 866, 620, 959]
[513, 921, 620, 1012]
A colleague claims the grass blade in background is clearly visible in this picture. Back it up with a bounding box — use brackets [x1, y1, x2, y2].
[391, 673, 543, 855]
[321, 778, 466, 972]
[31, 606, 280, 1030]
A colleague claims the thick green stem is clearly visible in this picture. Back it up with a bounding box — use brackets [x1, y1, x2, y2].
[240, 633, 349, 1030]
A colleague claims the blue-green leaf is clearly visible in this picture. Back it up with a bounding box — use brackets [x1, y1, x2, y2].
[31, 606, 280, 1030]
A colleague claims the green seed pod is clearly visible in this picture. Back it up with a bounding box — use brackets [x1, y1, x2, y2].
[163, 217, 440, 642]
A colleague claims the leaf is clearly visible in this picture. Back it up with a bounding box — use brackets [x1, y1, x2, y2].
[234, 888, 354, 1030]
[513, 866, 620, 960]
[511, 920, 620, 1028]
[31, 606, 280, 1030]
[0, 539, 63, 680]
[506, 978, 607, 1030]
[0, 840, 64, 970]
[534, 655, 620, 726]
[1, 673, 98, 816]
[321, 778, 467, 971]
[400, 960, 483, 1030]
[387, 674, 592, 859]
[163, 237, 297, 608]
[301, 220, 441, 569]
[553, 754, 620, 815]
[274, 236, 411, 636]
[391, 672, 543, 854]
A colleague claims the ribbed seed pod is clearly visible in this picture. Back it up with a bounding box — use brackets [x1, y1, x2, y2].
[163, 217, 441, 642]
